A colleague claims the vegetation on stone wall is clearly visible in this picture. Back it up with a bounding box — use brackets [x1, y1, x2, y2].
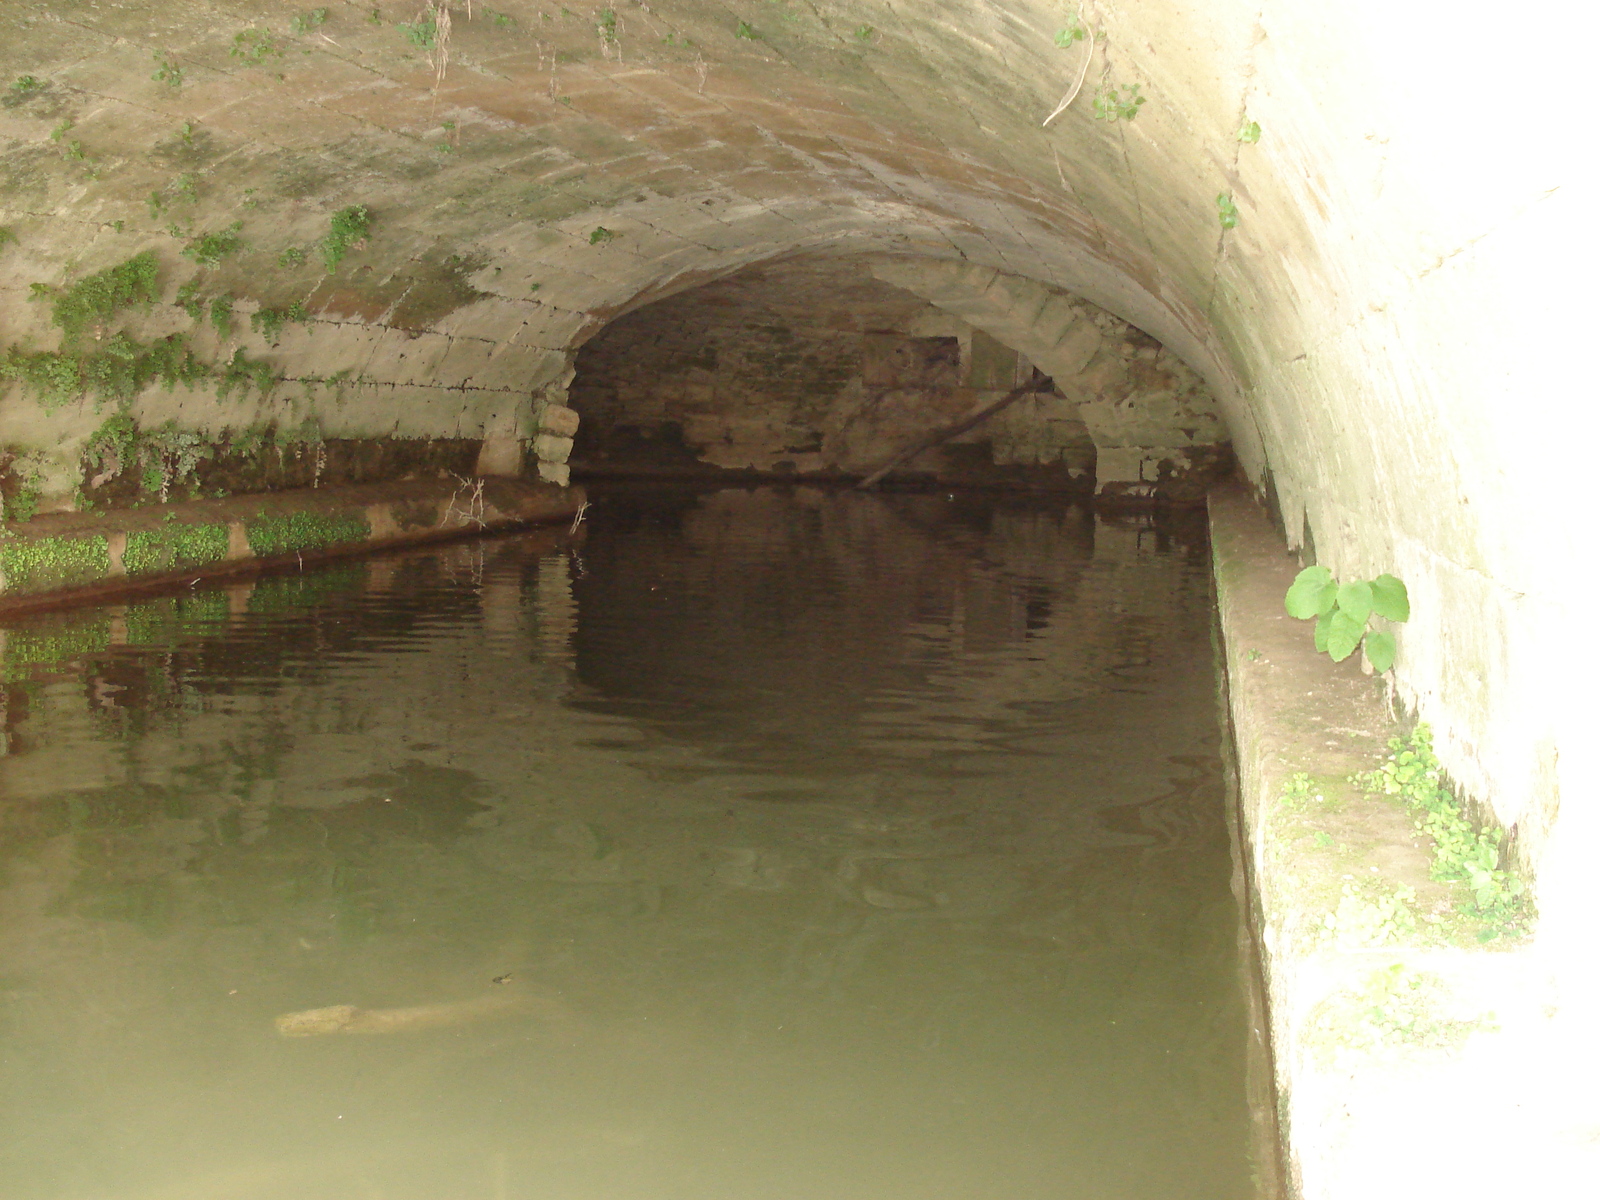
[245, 509, 369, 557]
[0, 533, 110, 594]
[122, 523, 230, 576]
[321, 205, 372, 271]
[1284, 565, 1408, 672]
[1355, 725, 1526, 926]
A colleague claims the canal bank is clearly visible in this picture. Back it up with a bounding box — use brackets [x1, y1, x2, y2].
[0, 477, 583, 614]
[1210, 482, 1598, 1198]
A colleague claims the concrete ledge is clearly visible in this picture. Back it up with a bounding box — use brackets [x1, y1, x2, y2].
[1210, 483, 1596, 1199]
[0, 478, 583, 613]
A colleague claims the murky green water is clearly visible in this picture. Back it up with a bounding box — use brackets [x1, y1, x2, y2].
[0, 485, 1255, 1199]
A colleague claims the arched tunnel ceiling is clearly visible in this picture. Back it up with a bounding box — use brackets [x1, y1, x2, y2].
[0, 0, 1256, 447]
[0, 1, 1586, 879]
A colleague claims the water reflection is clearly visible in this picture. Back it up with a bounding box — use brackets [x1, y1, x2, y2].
[0, 485, 1253, 1199]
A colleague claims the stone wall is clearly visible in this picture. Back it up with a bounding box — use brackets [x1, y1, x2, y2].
[568, 257, 1226, 499]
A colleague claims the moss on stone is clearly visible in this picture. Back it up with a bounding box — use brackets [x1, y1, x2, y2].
[0, 533, 112, 594]
[245, 510, 369, 557]
[122, 523, 229, 577]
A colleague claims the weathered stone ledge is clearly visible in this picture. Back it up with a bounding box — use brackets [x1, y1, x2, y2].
[0, 477, 583, 613]
[1210, 483, 1591, 1199]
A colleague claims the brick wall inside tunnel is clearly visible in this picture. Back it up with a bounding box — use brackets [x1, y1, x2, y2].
[565, 256, 1230, 501]
[0, 0, 1588, 1000]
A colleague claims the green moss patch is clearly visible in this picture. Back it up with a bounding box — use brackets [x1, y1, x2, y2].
[245, 510, 369, 557]
[0, 534, 111, 594]
[122, 523, 229, 577]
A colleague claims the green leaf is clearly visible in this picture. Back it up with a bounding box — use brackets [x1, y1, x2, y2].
[1370, 573, 1410, 622]
[1314, 608, 1335, 653]
[1285, 565, 1336, 619]
[1363, 630, 1397, 673]
[1326, 610, 1365, 661]
[1336, 580, 1373, 625]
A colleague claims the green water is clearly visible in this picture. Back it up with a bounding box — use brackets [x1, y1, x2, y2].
[0, 485, 1256, 1198]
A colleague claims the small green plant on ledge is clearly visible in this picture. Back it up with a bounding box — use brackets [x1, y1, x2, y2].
[588, 226, 616, 245]
[1355, 724, 1526, 927]
[735, 21, 758, 40]
[1237, 119, 1261, 143]
[1216, 192, 1240, 229]
[1092, 82, 1145, 121]
[1284, 565, 1408, 672]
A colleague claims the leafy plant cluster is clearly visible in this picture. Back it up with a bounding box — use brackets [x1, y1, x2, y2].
[1284, 565, 1409, 672]
[151, 52, 184, 89]
[1092, 82, 1144, 121]
[0, 534, 110, 594]
[231, 28, 286, 65]
[1216, 192, 1240, 230]
[1, 333, 209, 411]
[249, 301, 311, 343]
[290, 8, 331, 36]
[1054, 20, 1086, 47]
[83, 413, 214, 503]
[182, 222, 246, 267]
[398, 14, 439, 50]
[322, 204, 372, 271]
[1, 448, 46, 522]
[1355, 725, 1526, 922]
[123, 522, 230, 576]
[36, 250, 161, 345]
[1321, 881, 1417, 949]
[245, 509, 369, 557]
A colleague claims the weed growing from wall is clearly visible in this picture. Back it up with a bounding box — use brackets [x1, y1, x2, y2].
[1092, 83, 1145, 121]
[588, 226, 616, 245]
[1355, 725, 1527, 927]
[182, 223, 245, 267]
[2, 335, 209, 411]
[249, 301, 310, 344]
[231, 29, 286, 65]
[1284, 565, 1408, 671]
[1237, 119, 1261, 143]
[151, 52, 184, 89]
[290, 8, 330, 36]
[216, 348, 277, 402]
[37, 251, 161, 345]
[397, 14, 439, 49]
[82, 413, 216, 503]
[1217, 193, 1240, 229]
[1, 449, 46, 521]
[321, 205, 371, 271]
[9, 76, 44, 99]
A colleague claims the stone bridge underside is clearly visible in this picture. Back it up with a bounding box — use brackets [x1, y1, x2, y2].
[0, 0, 1590, 1132]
